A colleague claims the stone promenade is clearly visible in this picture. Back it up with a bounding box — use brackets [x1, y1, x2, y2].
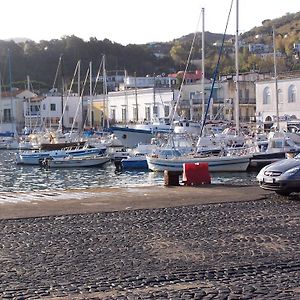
[0, 185, 299, 299]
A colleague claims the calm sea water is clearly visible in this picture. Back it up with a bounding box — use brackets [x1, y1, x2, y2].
[0, 150, 259, 193]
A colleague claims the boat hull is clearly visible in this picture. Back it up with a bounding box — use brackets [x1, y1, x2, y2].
[146, 155, 250, 172]
[16, 147, 106, 165]
[121, 156, 148, 170]
[46, 156, 110, 168]
[110, 127, 154, 148]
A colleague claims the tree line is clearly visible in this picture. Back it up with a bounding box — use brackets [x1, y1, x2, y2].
[0, 11, 299, 94]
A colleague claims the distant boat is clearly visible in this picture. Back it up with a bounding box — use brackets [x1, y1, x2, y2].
[43, 155, 110, 168]
[121, 155, 149, 170]
[15, 146, 106, 165]
[39, 140, 86, 151]
[110, 119, 171, 148]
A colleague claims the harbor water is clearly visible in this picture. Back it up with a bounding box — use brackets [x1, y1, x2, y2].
[0, 150, 259, 193]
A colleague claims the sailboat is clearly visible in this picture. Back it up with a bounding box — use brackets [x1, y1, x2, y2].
[146, 1, 251, 172]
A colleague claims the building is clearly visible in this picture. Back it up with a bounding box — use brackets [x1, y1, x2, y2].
[0, 89, 37, 133]
[256, 75, 300, 131]
[179, 72, 265, 124]
[23, 92, 85, 132]
[106, 87, 179, 125]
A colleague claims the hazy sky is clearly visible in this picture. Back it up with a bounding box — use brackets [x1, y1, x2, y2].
[1, 0, 299, 45]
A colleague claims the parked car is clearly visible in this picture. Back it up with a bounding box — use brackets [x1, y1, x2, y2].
[257, 156, 300, 196]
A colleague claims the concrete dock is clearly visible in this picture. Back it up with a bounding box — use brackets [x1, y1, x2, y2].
[0, 185, 299, 299]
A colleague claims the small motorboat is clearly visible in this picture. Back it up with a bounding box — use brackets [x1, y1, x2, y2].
[41, 155, 110, 168]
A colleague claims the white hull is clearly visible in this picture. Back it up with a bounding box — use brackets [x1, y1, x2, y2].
[16, 147, 106, 165]
[146, 154, 251, 172]
[110, 127, 154, 148]
[46, 156, 110, 168]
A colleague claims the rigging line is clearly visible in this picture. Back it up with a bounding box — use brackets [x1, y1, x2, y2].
[80, 67, 92, 129]
[58, 60, 80, 131]
[92, 56, 104, 96]
[71, 66, 90, 132]
[52, 55, 62, 89]
[199, 0, 234, 138]
[169, 8, 202, 130]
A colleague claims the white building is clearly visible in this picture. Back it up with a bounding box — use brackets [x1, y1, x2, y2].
[256, 76, 300, 130]
[24, 94, 84, 131]
[107, 87, 179, 124]
[0, 89, 37, 133]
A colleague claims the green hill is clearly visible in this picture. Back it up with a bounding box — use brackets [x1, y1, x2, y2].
[0, 11, 299, 92]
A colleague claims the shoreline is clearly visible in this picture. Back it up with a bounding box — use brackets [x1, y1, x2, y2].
[0, 184, 271, 219]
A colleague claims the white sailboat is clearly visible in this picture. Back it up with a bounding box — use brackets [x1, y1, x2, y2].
[146, 1, 252, 172]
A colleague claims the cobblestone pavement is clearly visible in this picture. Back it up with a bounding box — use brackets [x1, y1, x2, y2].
[0, 195, 299, 299]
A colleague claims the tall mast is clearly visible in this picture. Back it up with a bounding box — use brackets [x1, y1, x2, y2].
[124, 69, 128, 125]
[27, 75, 32, 130]
[201, 7, 205, 125]
[134, 72, 138, 122]
[102, 54, 108, 128]
[60, 54, 64, 132]
[273, 26, 279, 131]
[153, 73, 156, 120]
[8, 49, 14, 133]
[89, 61, 93, 128]
[235, 0, 240, 133]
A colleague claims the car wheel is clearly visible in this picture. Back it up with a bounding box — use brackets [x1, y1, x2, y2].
[275, 190, 291, 196]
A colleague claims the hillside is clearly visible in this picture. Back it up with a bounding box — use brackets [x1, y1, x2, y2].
[242, 11, 300, 42]
[0, 11, 299, 92]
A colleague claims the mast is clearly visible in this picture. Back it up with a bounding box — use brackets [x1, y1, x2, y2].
[235, 0, 240, 133]
[273, 26, 279, 131]
[60, 54, 65, 132]
[134, 72, 139, 122]
[8, 49, 14, 133]
[201, 7, 205, 125]
[27, 75, 32, 130]
[89, 61, 93, 128]
[102, 54, 108, 128]
[124, 69, 128, 125]
[153, 73, 156, 120]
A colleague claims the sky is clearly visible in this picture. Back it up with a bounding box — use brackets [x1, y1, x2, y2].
[1, 0, 299, 45]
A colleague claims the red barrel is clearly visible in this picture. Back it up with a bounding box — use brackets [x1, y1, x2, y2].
[183, 162, 211, 186]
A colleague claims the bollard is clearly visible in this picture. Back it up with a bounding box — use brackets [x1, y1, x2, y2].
[164, 170, 182, 186]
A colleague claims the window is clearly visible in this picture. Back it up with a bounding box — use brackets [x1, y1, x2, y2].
[122, 107, 127, 123]
[110, 109, 116, 122]
[288, 84, 296, 103]
[164, 105, 170, 118]
[3, 109, 11, 122]
[145, 107, 151, 121]
[245, 89, 250, 100]
[278, 89, 283, 104]
[65, 105, 69, 111]
[50, 103, 56, 111]
[43, 104, 46, 110]
[133, 107, 138, 121]
[153, 105, 158, 117]
[263, 87, 271, 104]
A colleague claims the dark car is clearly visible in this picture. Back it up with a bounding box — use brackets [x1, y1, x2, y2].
[257, 156, 300, 196]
